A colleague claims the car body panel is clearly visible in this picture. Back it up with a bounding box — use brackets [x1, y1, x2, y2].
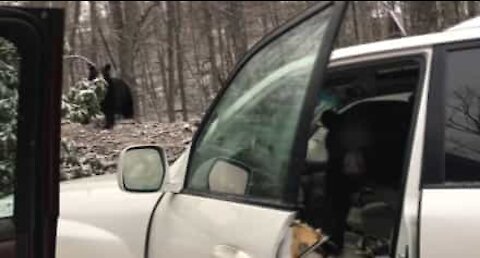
[420, 189, 480, 258]
[56, 174, 160, 258]
[148, 192, 295, 258]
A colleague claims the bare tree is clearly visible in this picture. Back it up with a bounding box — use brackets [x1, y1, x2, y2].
[405, 1, 438, 35]
[175, 1, 188, 121]
[89, 1, 99, 65]
[43, 0, 480, 123]
[187, 2, 210, 108]
[226, 1, 248, 61]
[109, 1, 142, 120]
[201, 1, 221, 93]
[166, 1, 177, 122]
[68, 1, 81, 86]
[467, 1, 478, 17]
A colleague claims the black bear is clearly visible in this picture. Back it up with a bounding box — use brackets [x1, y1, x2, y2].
[320, 100, 412, 253]
[88, 64, 134, 129]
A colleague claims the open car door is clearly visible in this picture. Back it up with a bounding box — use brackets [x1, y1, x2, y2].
[0, 7, 64, 258]
[149, 2, 346, 258]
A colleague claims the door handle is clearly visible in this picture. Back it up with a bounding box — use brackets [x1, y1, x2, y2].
[212, 244, 251, 258]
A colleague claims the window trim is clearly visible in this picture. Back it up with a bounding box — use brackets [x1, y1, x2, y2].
[388, 54, 427, 258]
[422, 39, 480, 188]
[182, 1, 347, 209]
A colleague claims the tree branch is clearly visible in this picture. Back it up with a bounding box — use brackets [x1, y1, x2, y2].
[63, 55, 96, 68]
[452, 88, 480, 131]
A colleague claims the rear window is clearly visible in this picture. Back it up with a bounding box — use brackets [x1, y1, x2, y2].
[444, 47, 480, 182]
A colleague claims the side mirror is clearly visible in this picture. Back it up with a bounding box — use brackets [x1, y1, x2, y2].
[117, 145, 168, 192]
[208, 158, 250, 195]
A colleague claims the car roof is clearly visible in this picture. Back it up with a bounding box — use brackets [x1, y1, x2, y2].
[331, 21, 480, 62]
[446, 16, 480, 31]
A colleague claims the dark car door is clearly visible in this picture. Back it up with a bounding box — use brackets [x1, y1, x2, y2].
[0, 7, 64, 258]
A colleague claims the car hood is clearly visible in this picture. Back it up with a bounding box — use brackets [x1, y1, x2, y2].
[60, 173, 119, 192]
[58, 173, 161, 258]
[57, 147, 191, 258]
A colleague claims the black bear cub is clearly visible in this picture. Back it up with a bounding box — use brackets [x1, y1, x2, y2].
[88, 64, 134, 129]
[320, 100, 412, 253]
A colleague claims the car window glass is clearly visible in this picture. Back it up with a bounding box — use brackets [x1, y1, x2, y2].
[444, 47, 480, 182]
[186, 5, 334, 202]
[0, 37, 19, 219]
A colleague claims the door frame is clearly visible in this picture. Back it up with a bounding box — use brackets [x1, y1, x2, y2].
[326, 47, 432, 258]
[182, 1, 348, 209]
[0, 7, 64, 258]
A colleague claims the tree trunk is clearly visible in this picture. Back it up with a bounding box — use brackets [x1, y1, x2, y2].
[356, 2, 375, 43]
[166, 1, 177, 122]
[201, 1, 221, 93]
[268, 1, 280, 27]
[226, 1, 248, 61]
[406, 1, 438, 35]
[351, 2, 360, 43]
[158, 52, 169, 122]
[139, 57, 149, 120]
[437, 1, 460, 29]
[260, 2, 270, 35]
[223, 20, 234, 72]
[61, 1, 76, 91]
[189, 2, 210, 105]
[142, 49, 162, 121]
[124, 1, 142, 121]
[109, 1, 124, 68]
[468, 1, 478, 17]
[89, 1, 99, 65]
[378, 2, 400, 39]
[109, 1, 142, 121]
[174, 1, 188, 121]
[152, 5, 170, 122]
[455, 2, 464, 22]
[97, 24, 117, 69]
[68, 1, 81, 86]
[215, 13, 227, 83]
